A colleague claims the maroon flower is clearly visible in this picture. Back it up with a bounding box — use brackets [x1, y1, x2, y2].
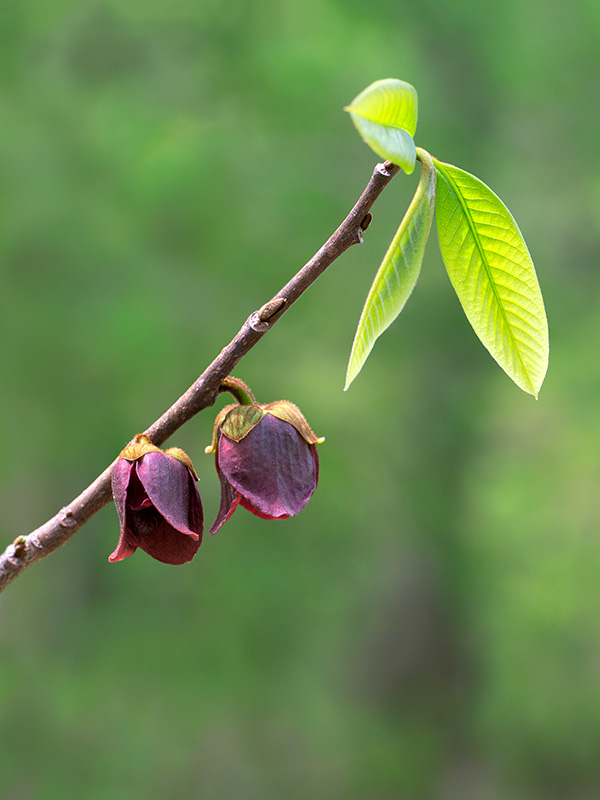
[109, 436, 203, 565]
[206, 400, 323, 534]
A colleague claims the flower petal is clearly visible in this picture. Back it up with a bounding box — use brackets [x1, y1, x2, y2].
[217, 414, 319, 519]
[136, 518, 202, 565]
[111, 458, 134, 531]
[209, 467, 241, 535]
[136, 452, 203, 539]
[108, 534, 138, 563]
[109, 459, 139, 561]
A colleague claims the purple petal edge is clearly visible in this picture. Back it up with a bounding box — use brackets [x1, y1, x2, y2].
[210, 466, 241, 534]
[137, 452, 203, 539]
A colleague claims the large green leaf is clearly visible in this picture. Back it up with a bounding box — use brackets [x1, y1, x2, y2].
[434, 157, 549, 397]
[345, 148, 436, 390]
[345, 78, 418, 174]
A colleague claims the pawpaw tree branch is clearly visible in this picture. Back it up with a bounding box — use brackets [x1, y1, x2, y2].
[0, 160, 400, 593]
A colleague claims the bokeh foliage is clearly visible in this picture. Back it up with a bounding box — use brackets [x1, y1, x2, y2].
[2, 1, 600, 798]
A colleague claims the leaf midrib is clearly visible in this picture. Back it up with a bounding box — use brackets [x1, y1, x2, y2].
[434, 160, 536, 395]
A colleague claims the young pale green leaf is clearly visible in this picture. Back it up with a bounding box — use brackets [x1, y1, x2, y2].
[345, 78, 418, 174]
[434, 158, 549, 397]
[345, 149, 437, 390]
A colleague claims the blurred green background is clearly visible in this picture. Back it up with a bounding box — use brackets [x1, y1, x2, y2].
[2, 0, 600, 797]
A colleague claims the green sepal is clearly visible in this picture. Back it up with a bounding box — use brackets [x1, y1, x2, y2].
[219, 405, 265, 443]
[119, 434, 161, 462]
[205, 404, 238, 453]
[164, 447, 198, 480]
[263, 401, 324, 445]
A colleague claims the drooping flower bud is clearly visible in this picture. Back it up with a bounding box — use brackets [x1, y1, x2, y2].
[110, 435, 203, 565]
[206, 388, 324, 534]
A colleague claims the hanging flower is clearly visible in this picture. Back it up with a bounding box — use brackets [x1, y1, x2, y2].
[206, 379, 323, 534]
[109, 435, 203, 565]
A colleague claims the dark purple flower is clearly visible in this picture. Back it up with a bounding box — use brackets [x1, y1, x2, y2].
[206, 401, 323, 534]
[110, 436, 203, 565]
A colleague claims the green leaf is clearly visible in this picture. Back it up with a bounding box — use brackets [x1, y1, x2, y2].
[434, 157, 549, 397]
[345, 78, 418, 174]
[345, 148, 436, 390]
